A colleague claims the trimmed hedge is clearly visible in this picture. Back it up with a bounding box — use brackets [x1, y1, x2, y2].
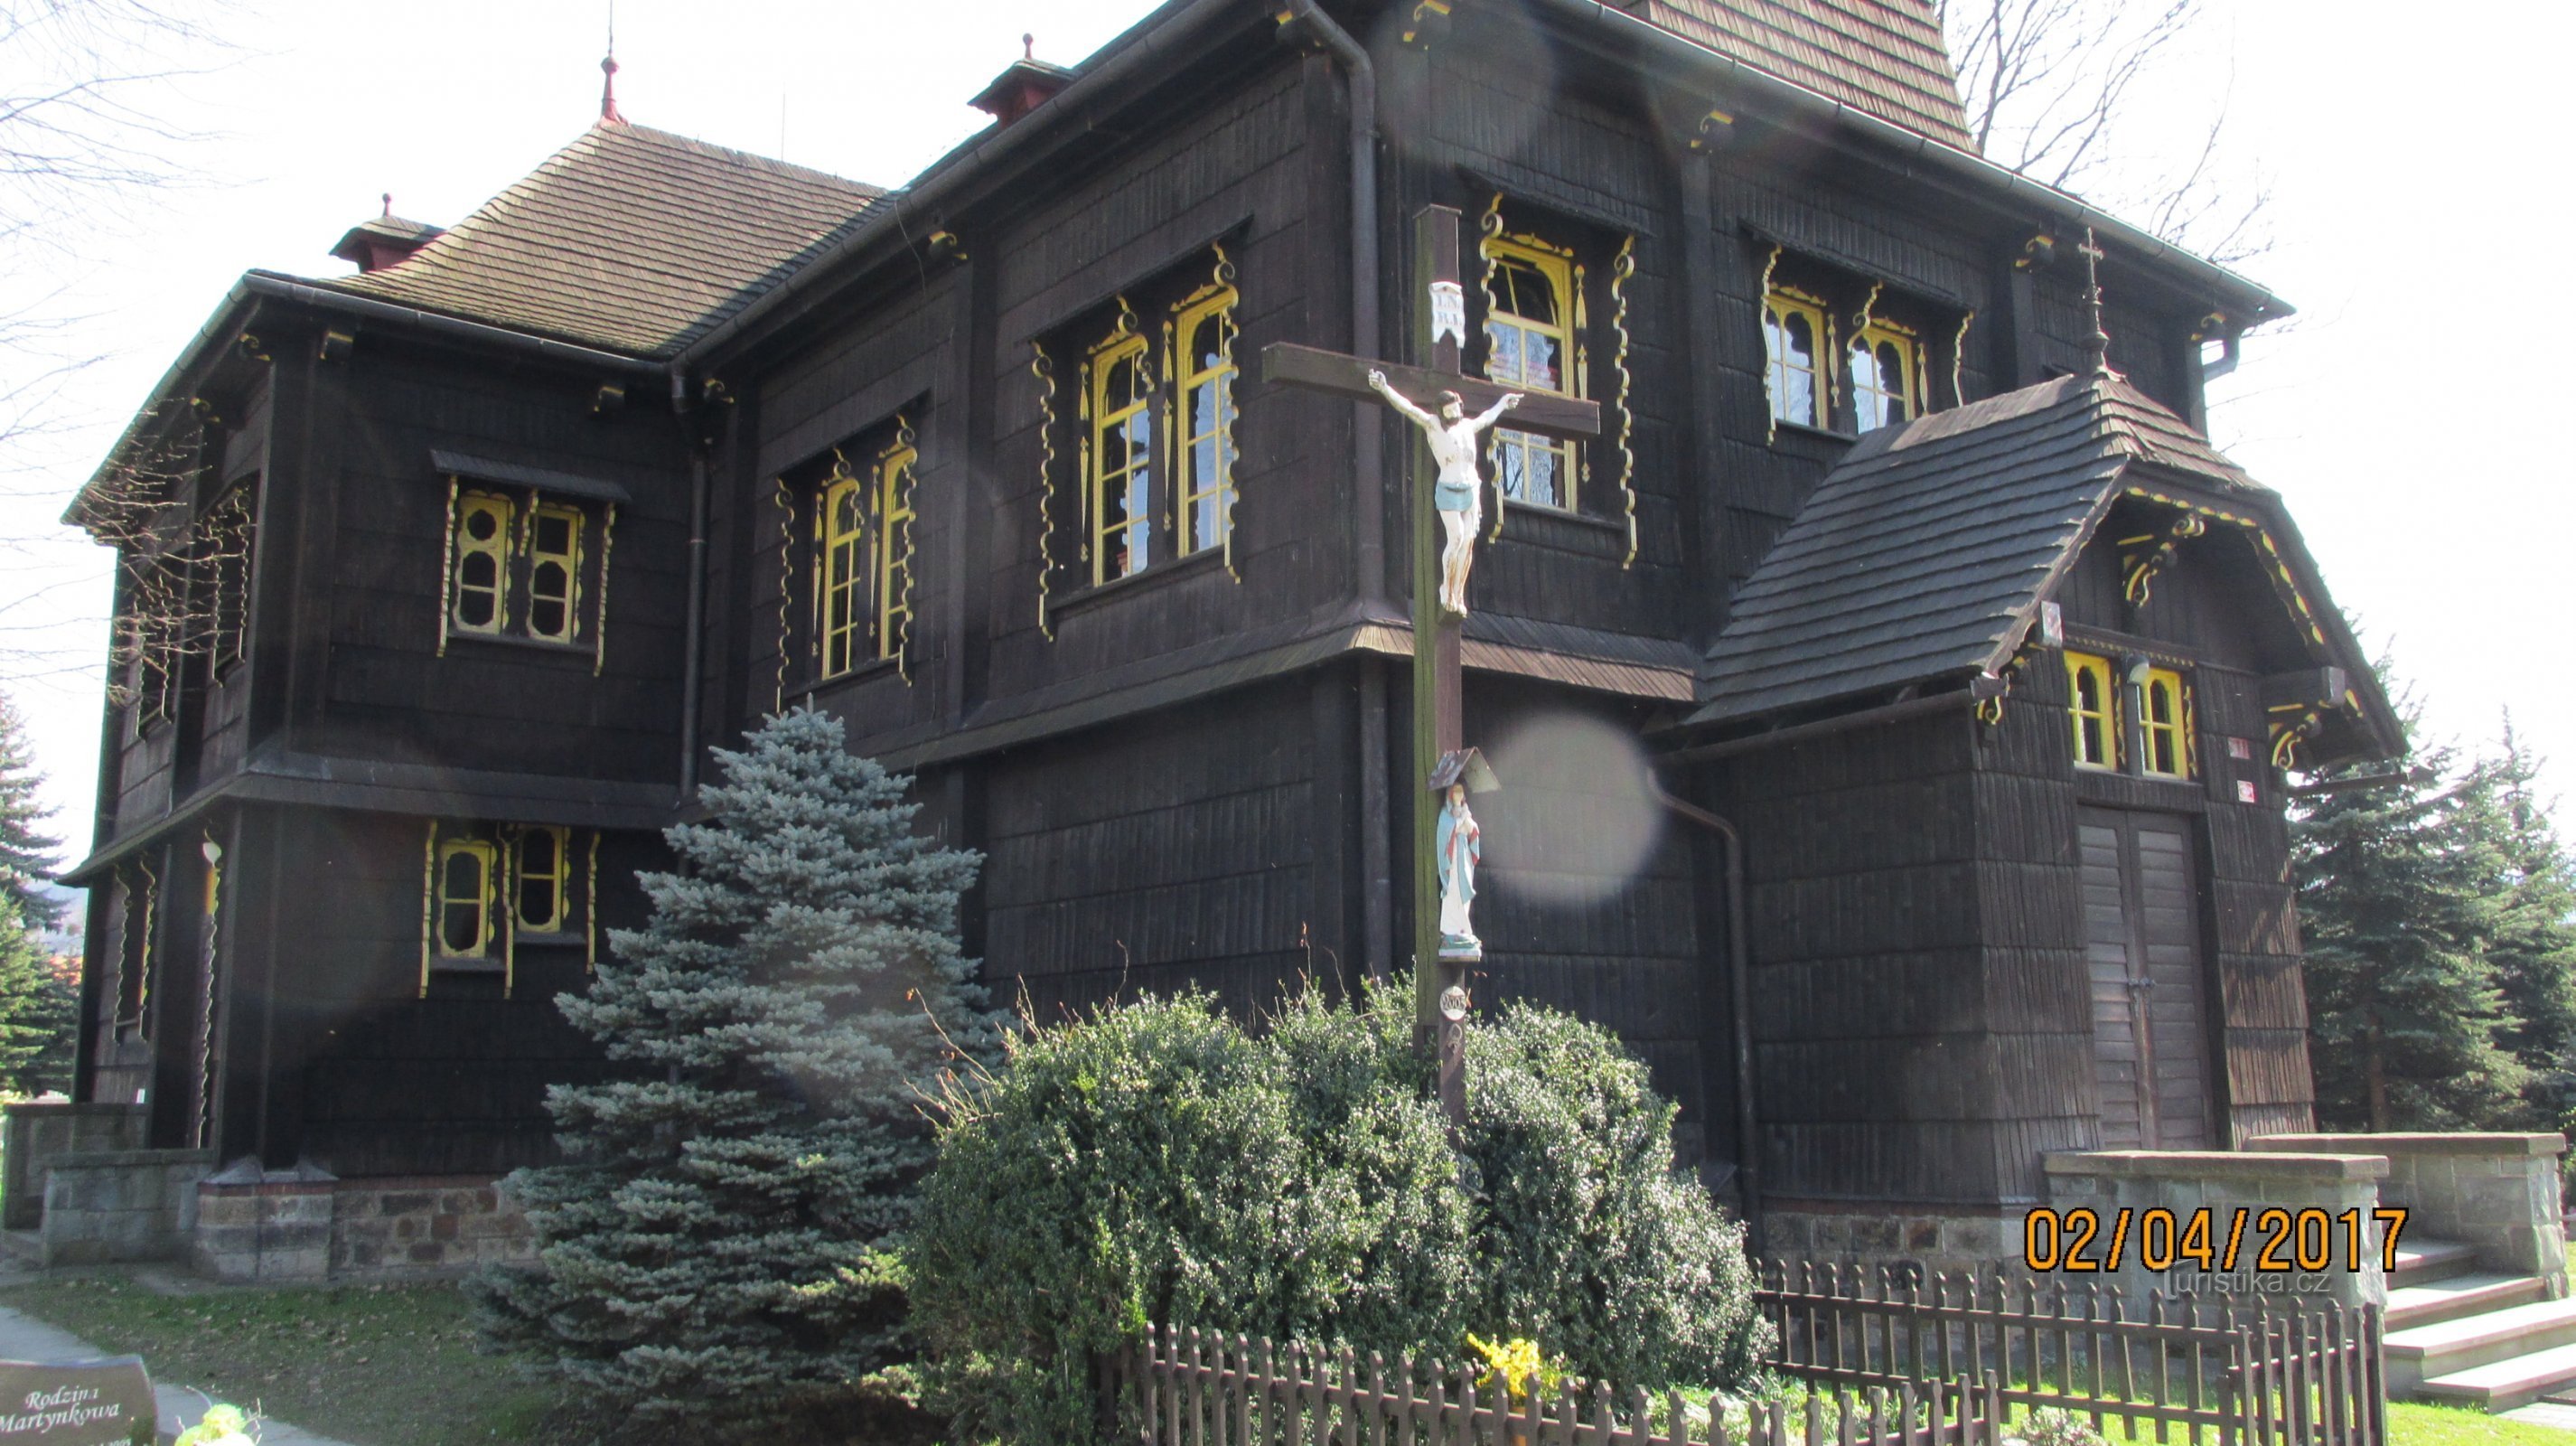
[905, 988, 1766, 1446]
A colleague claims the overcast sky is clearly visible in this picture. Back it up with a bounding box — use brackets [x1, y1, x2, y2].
[3, 0, 2567, 862]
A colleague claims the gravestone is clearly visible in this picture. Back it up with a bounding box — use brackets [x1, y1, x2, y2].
[0, 1357, 155, 1446]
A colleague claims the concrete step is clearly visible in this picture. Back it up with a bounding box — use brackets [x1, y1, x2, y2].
[2387, 1297, 2576, 1395]
[2390, 1272, 2551, 1331]
[2418, 1343, 2576, 1414]
[2390, 1236, 2480, 1286]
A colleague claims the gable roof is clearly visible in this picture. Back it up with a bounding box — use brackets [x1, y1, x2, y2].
[1635, 0, 1972, 150]
[1688, 371, 2391, 756]
[297, 122, 885, 361]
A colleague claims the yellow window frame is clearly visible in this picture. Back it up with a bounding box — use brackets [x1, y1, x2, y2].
[451, 490, 515, 635]
[513, 825, 571, 934]
[1849, 318, 1925, 431]
[1764, 287, 1831, 428]
[1172, 286, 1238, 557]
[2142, 667, 2195, 779]
[817, 461, 869, 678]
[2065, 651, 2116, 770]
[874, 439, 915, 662]
[434, 837, 497, 958]
[1087, 328, 1155, 586]
[1480, 232, 1580, 512]
[525, 502, 585, 643]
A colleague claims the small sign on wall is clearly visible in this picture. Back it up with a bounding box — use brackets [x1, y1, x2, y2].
[0, 1357, 156, 1445]
[2237, 779, 2260, 804]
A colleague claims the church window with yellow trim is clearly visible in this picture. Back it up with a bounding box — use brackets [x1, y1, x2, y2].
[1088, 329, 1155, 585]
[1481, 232, 1578, 510]
[813, 433, 917, 678]
[2066, 651, 2116, 769]
[435, 836, 497, 959]
[1174, 286, 1239, 557]
[451, 491, 514, 634]
[2141, 667, 2194, 779]
[1764, 287, 1831, 428]
[1849, 319, 1925, 431]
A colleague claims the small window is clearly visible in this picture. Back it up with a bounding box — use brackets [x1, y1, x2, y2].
[2066, 651, 2115, 769]
[525, 502, 585, 643]
[1175, 288, 1238, 556]
[445, 484, 604, 646]
[2142, 668, 2193, 779]
[1482, 234, 1580, 511]
[1089, 330, 1156, 585]
[436, 838, 496, 957]
[1849, 321, 1925, 431]
[451, 491, 514, 634]
[1764, 288, 1831, 428]
[515, 825, 570, 934]
[819, 468, 868, 676]
[874, 442, 916, 659]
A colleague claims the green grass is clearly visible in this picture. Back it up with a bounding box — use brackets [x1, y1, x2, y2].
[0, 1274, 571, 1445]
[2390, 1400, 2576, 1446]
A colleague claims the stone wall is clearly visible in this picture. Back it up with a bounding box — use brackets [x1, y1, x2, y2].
[2248, 1132, 2568, 1291]
[39, 1149, 213, 1266]
[192, 1172, 534, 1282]
[0, 1103, 145, 1230]
[1756, 1204, 2023, 1279]
[2042, 1150, 2389, 1310]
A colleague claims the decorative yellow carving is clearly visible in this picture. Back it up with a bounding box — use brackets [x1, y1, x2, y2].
[592, 502, 616, 677]
[1611, 233, 1638, 568]
[1951, 310, 1975, 408]
[1758, 245, 1784, 444]
[772, 476, 793, 710]
[1032, 341, 1059, 639]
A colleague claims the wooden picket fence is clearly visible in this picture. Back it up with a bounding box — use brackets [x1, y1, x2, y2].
[1108, 1325, 2014, 1446]
[1110, 1271, 2385, 1446]
[1758, 1263, 2384, 1446]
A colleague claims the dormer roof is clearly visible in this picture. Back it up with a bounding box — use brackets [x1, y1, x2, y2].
[1688, 371, 2399, 762]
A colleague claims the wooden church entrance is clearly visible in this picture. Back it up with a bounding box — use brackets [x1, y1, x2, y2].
[2079, 810, 2214, 1149]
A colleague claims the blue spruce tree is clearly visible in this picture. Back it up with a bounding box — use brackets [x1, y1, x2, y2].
[477, 709, 1004, 1432]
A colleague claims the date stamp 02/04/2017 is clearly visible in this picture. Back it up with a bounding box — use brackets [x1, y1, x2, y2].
[2021, 1206, 2410, 1275]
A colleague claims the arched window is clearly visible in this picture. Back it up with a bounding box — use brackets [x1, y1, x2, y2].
[1089, 332, 1155, 584]
[1849, 321, 1924, 431]
[2142, 668, 2193, 779]
[2065, 651, 2116, 769]
[525, 502, 585, 643]
[515, 825, 569, 934]
[451, 492, 514, 634]
[1175, 288, 1239, 556]
[1764, 289, 1830, 428]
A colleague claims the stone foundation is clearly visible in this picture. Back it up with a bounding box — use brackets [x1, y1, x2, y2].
[39, 1148, 214, 1266]
[2043, 1149, 2389, 1310]
[2248, 1132, 2569, 1291]
[193, 1171, 534, 1282]
[1, 1103, 145, 1230]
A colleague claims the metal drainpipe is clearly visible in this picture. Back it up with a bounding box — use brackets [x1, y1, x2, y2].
[672, 371, 710, 798]
[1280, 0, 1394, 981]
[1653, 777, 1764, 1249]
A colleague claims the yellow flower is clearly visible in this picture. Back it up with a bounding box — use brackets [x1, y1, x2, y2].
[1465, 1334, 1561, 1404]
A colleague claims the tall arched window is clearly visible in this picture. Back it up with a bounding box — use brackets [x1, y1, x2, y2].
[2065, 651, 2116, 769]
[1764, 288, 1830, 428]
[1482, 234, 1579, 510]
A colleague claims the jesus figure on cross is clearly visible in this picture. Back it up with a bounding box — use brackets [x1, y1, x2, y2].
[1368, 368, 1521, 616]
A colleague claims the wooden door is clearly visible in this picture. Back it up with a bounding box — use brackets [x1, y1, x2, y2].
[2079, 809, 2213, 1149]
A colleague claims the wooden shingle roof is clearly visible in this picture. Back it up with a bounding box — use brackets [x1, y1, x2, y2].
[304, 122, 884, 361]
[1689, 371, 2274, 728]
[1636, 0, 1972, 150]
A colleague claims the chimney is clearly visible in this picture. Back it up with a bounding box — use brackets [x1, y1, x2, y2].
[969, 34, 1073, 128]
[331, 194, 444, 274]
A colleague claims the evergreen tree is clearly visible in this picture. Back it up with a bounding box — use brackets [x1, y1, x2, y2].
[2297, 700, 2524, 1130]
[0, 929, 76, 1097]
[0, 695, 59, 934]
[2473, 717, 2576, 1122]
[475, 709, 1005, 1435]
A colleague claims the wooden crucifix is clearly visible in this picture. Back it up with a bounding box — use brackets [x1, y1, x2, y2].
[1260, 205, 1601, 1126]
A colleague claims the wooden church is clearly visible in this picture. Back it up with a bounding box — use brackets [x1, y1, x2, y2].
[50, 0, 2399, 1273]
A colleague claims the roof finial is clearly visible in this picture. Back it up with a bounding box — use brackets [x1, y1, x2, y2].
[1024, 33, 1035, 60]
[380, 192, 392, 218]
[599, 4, 625, 125]
[2079, 226, 2112, 376]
